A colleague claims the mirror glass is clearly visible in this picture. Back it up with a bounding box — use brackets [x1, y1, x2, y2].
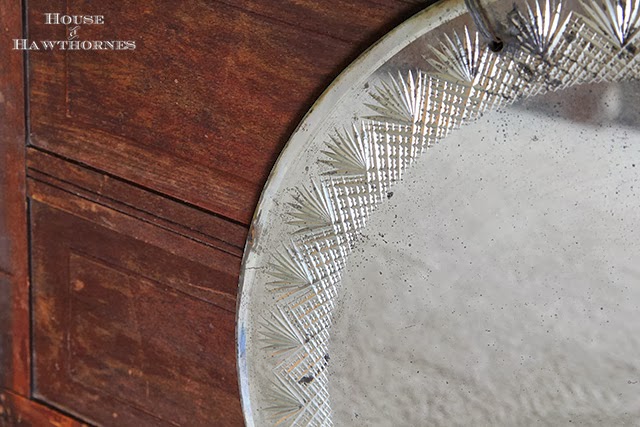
[330, 81, 640, 425]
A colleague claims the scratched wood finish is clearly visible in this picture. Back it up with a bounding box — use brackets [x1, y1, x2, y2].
[27, 0, 427, 225]
[0, 0, 30, 397]
[0, 391, 87, 427]
[30, 196, 243, 426]
[1, 0, 433, 425]
[26, 148, 248, 257]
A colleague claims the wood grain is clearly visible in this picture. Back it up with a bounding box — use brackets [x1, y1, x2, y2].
[28, 180, 242, 311]
[0, 0, 30, 396]
[27, 148, 248, 256]
[28, 0, 429, 224]
[30, 198, 243, 426]
[0, 391, 87, 427]
[10, 0, 435, 424]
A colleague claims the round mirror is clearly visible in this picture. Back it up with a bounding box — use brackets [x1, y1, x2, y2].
[237, 0, 640, 425]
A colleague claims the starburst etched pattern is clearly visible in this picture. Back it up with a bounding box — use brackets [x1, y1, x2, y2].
[267, 247, 313, 292]
[320, 127, 370, 175]
[265, 375, 306, 425]
[365, 71, 429, 123]
[255, 1, 640, 425]
[288, 182, 336, 231]
[510, 0, 572, 56]
[581, 0, 640, 46]
[428, 27, 485, 82]
[260, 307, 305, 357]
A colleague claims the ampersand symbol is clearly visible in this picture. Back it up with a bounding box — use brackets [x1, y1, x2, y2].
[68, 26, 80, 40]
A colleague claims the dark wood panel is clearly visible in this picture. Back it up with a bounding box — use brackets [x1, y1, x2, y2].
[27, 148, 247, 256]
[0, 273, 12, 394]
[31, 199, 243, 426]
[215, 0, 425, 43]
[28, 0, 427, 224]
[28, 180, 241, 311]
[0, 0, 30, 395]
[0, 390, 87, 427]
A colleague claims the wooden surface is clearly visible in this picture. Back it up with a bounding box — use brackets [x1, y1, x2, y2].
[0, 391, 87, 427]
[30, 196, 241, 425]
[28, 0, 427, 224]
[26, 148, 247, 257]
[0, 0, 30, 397]
[2, 0, 429, 425]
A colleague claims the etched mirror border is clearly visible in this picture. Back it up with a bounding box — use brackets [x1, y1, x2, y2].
[237, 0, 640, 425]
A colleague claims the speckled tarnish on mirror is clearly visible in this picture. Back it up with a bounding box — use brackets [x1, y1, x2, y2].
[236, 0, 640, 426]
[331, 85, 640, 425]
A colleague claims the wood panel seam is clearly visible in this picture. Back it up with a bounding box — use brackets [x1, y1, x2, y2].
[213, 0, 356, 45]
[1, 389, 92, 426]
[27, 147, 248, 255]
[27, 147, 248, 228]
[27, 176, 244, 259]
[66, 249, 237, 314]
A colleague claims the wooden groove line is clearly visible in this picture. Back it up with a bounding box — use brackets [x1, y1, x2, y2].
[67, 248, 237, 314]
[26, 168, 245, 255]
[27, 146, 249, 228]
[27, 176, 244, 259]
[212, 0, 358, 46]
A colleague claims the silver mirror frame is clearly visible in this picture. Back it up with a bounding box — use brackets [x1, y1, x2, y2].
[236, 0, 640, 425]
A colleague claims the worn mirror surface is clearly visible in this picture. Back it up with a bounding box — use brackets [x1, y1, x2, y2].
[330, 82, 640, 425]
[237, 0, 640, 425]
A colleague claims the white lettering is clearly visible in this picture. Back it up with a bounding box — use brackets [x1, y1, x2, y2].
[13, 39, 27, 50]
[44, 13, 59, 25]
[41, 40, 57, 50]
[43, 13, 105, 25]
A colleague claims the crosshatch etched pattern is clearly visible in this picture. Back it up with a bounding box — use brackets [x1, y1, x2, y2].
[257, 0, 640, 425]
